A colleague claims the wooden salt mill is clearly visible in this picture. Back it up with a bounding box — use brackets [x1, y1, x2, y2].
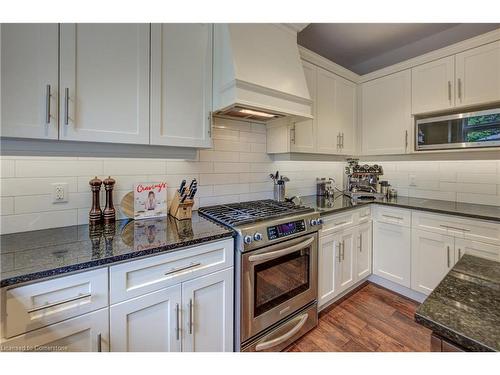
[103, 176, 116, 224]
[89, 176, 103, 224]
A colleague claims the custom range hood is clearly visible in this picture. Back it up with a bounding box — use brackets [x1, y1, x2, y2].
[213, 24, 313, 122]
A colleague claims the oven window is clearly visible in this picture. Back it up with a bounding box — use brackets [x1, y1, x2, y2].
[254, 249, 310, 317]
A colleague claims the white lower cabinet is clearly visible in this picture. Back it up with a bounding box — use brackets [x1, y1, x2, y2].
[373, 221, 411, 288]
[181, 268, 233, 352]
[411, 230, 454, 295]
[454, 238, 500, 262]
[356, 222, 372, 280]
[1, 308, 109, 352]
[109, 267, 233, 352]
[110, 285, 182, 352]
[318, 213, 372, 309]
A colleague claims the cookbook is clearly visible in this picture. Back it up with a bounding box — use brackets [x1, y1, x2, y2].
[133, 182, 168, 219]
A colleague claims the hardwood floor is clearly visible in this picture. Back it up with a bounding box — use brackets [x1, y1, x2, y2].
[285, 283, 432, 352]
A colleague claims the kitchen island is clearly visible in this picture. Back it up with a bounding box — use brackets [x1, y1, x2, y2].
[415, 254, 500, 351]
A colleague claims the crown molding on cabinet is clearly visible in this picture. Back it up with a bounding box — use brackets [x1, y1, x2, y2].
[298, 28, 500, 85]
[298, 46, 361, 83]
[277, 23, 310, 35]
[359, 27, 500, 83]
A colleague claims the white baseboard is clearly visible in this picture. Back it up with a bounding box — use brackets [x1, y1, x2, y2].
[368, 274, 427, 303]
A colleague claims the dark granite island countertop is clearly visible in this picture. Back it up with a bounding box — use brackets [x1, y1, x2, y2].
[415, 255, 500, 352]
[0, 213, 235, 288]
[300, 194, 500, 222]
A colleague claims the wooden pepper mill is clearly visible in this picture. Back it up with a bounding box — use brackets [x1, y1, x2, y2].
[103, 176, 116, 224]
[89, 176, 103, 224]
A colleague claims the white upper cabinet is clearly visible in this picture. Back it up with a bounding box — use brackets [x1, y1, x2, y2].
[59, 24, 150, 144]
[150, 24, 213, 148]
[291, 61, 317, 153]
[412, 56, 455, 114]
[456, 41, 500, 107]
[1, 24, 59, 139]
[316, 67, 356, 155]
[361, 69, 412, 155]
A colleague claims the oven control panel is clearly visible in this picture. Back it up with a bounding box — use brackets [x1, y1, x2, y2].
[267, 220, 306, 240]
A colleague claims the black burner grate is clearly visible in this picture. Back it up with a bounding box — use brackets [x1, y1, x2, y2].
[198, 199, 314, 226]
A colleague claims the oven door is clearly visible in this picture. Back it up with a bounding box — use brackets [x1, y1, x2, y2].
[241, 233, 318, 343]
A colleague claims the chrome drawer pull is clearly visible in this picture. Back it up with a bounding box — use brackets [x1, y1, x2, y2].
[447, 246, 451, 268]
[439, 224, 470, 232]
[97, 333, 102, 352]
[334, 221, 348, 226]
[248, 236, 314, 262]
[188, 298, 194, 335]
[255, 313, 309, 351]
[28, 292, 92, 313]
[175, 303, 180, 340]
[164, 262, 201, 276]
[45, 84, 51, 124]
[64, 88, 70, 125]
[382, 214, 404, 221]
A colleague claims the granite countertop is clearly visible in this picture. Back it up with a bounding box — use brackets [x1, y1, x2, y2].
[300, 194, 500, 222]
[0, 212, 234, 288]
[415, 255, 500, 352]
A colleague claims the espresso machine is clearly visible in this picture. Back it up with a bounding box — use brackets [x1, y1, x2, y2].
[344, 159, 386, 200]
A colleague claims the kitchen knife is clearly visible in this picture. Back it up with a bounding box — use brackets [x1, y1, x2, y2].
[188, 187, 197, 200]
[180, 193, 188, 203]
[188, 178, 197, 191]
[178, 179, 186, 193]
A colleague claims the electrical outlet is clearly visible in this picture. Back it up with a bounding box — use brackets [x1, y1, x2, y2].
[52, 183, 68, 203]
[409, 174, 417, 187]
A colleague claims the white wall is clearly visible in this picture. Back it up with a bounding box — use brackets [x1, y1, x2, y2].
[1, 117, 499, 235]
[0, 117, 344, 234]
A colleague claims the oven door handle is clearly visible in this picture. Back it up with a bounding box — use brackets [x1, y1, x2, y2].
[247, 236, 315, 263]
[255, 313, 309, 351]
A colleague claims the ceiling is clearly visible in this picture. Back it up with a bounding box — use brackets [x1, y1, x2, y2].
[297, 23, 500, 75]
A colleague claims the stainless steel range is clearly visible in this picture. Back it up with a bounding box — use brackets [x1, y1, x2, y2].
[198, 200, 322, 352]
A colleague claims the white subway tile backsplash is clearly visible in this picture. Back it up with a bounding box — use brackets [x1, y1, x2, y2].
[103, 159, 166, 176]
[16, 159, 103, 177]
[214, 162, 250, 173]
[1, 177, 78, 196]
[439, 182, 497, 195]
[0, 197, 14, 216]
[1, 160, 15, 178]
[14, 193, 92, 214]
[213, 139, 251, 152]
[199, 173, 240, 186]
[0, 210, 78, 234]
[213, 184, 250, 196]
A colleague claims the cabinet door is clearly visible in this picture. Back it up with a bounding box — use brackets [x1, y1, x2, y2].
[455, 238, 500, 263]
[291, 61, 317, 153]
[109, 285, 182, 352]
[318, 233, 340, 308]
[356, 222, 372, 280]
[181, 268, 233, 352]
[411, 230, 454, 295]
[456, 41, 500, 107]
[150, 24, 212, 148]
[1, 308, 109, 352]
[59, 24, 150, 144]
[411, 56, 455, 114]
[334, 75, 357, 155]
[336, 227, 356, 293]
[373, 221, 411, 287]
[361, 69, 412, 155]
[1, 24, 58, 139]
[316, 67, 340, 154]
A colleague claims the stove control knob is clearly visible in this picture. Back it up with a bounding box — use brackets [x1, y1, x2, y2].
[254, 232, 263, 241]
[317, 218, 324, 225]
[310, 219, 318, 226]
[243, 235, 253, 244]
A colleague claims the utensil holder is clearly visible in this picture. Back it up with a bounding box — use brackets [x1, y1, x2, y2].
[274, 183, 286, 202]
[169, 190, 194, 220]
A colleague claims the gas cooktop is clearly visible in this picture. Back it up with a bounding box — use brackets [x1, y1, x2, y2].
[198, 199, 314, 227]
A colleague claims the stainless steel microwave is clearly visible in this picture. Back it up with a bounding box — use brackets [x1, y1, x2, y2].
[415, 108, 500, 151]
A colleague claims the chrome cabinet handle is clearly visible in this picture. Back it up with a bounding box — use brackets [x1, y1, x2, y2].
[164, 262, 201, 276]
[382, 214, 404, 221]
[290, 125, 296, 144]
[334, 221, 348, 226]
[97, 333, 102, 352]
[439, 224, 470, 232]
[341, 132, 344, 149]
[27, 292, 91, 313]
[64, 88, 69, 125]
[458, 248, 462, 259]
[188, 298, 194, 335]
[336, 133, 340, 149]
[359, 234, 362, 252]
[457, 78, 462, 100]
[255, 313, 309, 351]
[405, 130, 408, 150]
[175, 303, 180, 341]
[338, 242, 342, 263]
[447, 81, 452, 102]
[447, 246, 451, 268]
[45, 84, 51, 124]
[248, 236, 314, 262]
[341, 240, 345, 261]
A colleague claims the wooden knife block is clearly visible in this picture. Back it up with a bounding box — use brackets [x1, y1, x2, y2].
[169, 190, 194, 220]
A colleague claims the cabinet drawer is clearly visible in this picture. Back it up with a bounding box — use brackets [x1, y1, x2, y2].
[320, 211, 356, 236]
[356, 207, 371, 224]
[413, 211, 500, 245]
[110, 239, 234, 304]
[3, 268, 108, 339]
[374, 206, 411, 227]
